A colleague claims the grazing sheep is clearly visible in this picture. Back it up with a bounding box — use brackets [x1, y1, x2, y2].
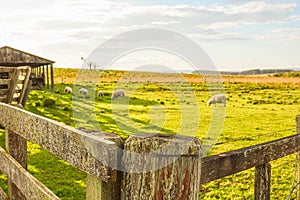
[99, 109, 105, 113]
[79, 88, 88, 96]
[64, 86, 72, 94]
[98, 90, 104, 97]
[111, 89, 125, 99]
[207, 94, 226, 107]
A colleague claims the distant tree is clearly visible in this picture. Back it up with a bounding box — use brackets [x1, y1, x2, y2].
[239, 69, 261, 75]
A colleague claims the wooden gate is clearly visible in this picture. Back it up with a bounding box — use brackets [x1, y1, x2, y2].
[0, 66, 31, 107]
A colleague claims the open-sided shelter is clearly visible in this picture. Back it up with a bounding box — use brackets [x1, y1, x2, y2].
[0, 46, 55, 90]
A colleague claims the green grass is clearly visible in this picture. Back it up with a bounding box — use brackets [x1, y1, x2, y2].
[1, 72, 300, 199]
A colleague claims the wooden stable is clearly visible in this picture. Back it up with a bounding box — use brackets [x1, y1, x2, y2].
[0, 46, 55, 90]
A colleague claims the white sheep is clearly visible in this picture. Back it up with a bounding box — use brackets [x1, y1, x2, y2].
[79, 88, 88, 96]
[64, 86, 72, 94]
[207, 94, 226, 107]
[111, 89, 125, 99]
[98, 90, 104, 97]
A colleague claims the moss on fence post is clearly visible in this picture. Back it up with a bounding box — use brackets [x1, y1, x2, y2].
[121, 133, 202, 200]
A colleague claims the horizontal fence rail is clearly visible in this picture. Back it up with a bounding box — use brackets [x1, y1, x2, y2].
[0, 146, 59, 200]
[0, 103, 119, 181]
[201, 134, 300, 184]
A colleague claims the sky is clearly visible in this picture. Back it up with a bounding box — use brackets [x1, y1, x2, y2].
[1, 0, 300, 72]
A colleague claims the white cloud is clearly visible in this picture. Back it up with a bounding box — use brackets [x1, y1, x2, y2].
[0, 0, 298, 68]
[255, 28, 300, 42]
[221, 1, 295, 14]
[197, 22, 237, 31]
[290, 15, 300, 21]
[188, 32, 248, 41]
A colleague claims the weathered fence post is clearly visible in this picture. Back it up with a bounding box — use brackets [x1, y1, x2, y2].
[296, 115, 300, 200]
[254, 163, 271, 200]
[83, 129, 123, 200]
[121, 134, 202, 200]
[5, 131, 28, 200]
[86, 172, 122, 200]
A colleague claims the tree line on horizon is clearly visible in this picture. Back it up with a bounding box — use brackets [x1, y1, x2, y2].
[192, 68, 295, 75]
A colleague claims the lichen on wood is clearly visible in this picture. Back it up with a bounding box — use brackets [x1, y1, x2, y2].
[0, 103, 120, 181]
[121, 133, 202, 200]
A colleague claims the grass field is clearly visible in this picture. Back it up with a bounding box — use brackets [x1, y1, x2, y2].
[1, 68, 300, 199]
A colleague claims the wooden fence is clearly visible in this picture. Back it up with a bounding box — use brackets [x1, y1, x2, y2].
[0, 102, 300, 199]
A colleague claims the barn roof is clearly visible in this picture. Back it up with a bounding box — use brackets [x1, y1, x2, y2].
[0, 46, 55, 68]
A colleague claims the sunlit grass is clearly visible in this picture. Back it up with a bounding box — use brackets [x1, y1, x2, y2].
[1, 69, 300, 199]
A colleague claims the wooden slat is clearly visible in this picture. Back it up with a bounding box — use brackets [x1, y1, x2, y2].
[0, 95, 6, 102]
[0, 103, 119, 181]
[0, 146, 59, 200]
[201, 134, 300, 184]
[5, 89, 22, 94]
[0, 89, 9, 95]
[0, 79, 10, 84]
[0, 67, 14, 73]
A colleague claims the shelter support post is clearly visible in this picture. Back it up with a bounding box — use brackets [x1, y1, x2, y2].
[50, 64, 54, 91]
[46, 65, 49, 88]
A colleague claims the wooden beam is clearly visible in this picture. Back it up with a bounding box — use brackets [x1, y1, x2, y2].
[46, 65, 49, 87]
[0, 103, 119, 181]
[201, 134, 300, 184]
[50, 64, 54, 91]
[0, 146, 59, 200]
[42, 65, 45, 86]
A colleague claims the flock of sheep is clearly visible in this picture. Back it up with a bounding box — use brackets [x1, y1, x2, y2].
[64, 86, 125, 99]
[64, 86, 226, 106]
